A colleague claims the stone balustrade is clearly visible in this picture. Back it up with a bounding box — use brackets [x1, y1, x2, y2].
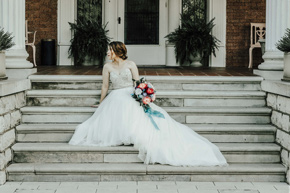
[262, 80, 290, 183]
[0, 79, 30, 185]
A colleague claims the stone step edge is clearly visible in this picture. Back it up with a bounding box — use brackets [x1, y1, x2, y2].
[20, 107, 272, 114]
[16, 124, 277, 134]
[7, 163, 286, 174]
[26, 90, 266, 98]
[29, 75, 263, 83]
[11, 143, 281, 152]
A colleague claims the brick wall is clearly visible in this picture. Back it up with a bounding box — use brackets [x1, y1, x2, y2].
[226, 0, 266, 68]
[25, 0, 58, 66]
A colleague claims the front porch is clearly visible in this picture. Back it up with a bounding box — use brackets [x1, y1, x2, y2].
[34, 66, 256, 76]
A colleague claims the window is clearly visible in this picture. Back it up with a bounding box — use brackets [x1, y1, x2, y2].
[182, 0, 207, 24]
[125, 0, 159, 45]
[77, 0, 102, 24]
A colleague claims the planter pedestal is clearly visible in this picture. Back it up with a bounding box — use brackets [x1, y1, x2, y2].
[282, 52, 290, 82]
[0, 52, 8, 80]
[189, 53, 202, 67]
[82, 56, 101, 66]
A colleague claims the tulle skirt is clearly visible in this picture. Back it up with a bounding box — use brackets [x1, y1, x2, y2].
[69, 87, 228, 167]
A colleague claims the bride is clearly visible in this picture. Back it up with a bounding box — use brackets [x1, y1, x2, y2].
[69, 41, 228, 167]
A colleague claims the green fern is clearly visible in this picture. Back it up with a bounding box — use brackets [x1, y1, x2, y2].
[0, 28, 15, 51]
[165, 16, 220, 65]
[68, 19, 111, 66]
[276, 28, 290, 53]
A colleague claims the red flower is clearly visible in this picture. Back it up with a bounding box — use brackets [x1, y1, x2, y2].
[142, 96, 151, 105]
[146, 88, 154, 95]
[138, 83, 147, 90]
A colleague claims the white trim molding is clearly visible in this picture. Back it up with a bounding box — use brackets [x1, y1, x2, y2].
[207, 0, 226, 67]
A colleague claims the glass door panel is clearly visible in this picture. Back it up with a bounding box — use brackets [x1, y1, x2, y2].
[125, 0, 159, 45]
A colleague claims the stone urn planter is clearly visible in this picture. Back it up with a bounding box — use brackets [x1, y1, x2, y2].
[82, 56, 101, 66]
[0, 28, 15, 80]
[0, 51, 7, 80]
[276, 28, 290, 82]
[189, 53, 203, 67]
[282, 52, 290, 82]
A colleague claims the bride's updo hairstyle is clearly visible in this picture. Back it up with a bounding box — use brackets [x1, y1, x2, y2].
[109, 41, 128, 60]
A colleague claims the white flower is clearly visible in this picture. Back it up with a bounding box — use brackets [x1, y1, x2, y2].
[135, 88, 142, 95]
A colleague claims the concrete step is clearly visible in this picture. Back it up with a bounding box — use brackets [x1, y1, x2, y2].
[16, 124, 276, 143]
[21, 106, 272, 124]
[26, 90, 266, 107]
[29, 75, 263, 91]
[7, 163, 286, 182]
[12, 143, 281, 164]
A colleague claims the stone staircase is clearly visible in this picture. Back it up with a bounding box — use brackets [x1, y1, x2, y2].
[7, 75, 286, 182]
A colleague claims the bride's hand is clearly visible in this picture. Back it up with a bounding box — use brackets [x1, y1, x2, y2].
[91, 104, 99, 108]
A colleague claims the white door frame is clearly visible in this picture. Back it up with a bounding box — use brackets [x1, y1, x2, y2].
[57, 0, 105, 66]
[57, 0, 77, 66]
[207, 0, 226, 67]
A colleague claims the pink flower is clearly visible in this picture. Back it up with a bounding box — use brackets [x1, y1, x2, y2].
[138, 83, 147, 90]
[142, 96, 151, 105]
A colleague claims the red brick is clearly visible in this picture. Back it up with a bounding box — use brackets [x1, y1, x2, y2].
[25, 0, 57, 66]
[226, 0, 266, 68]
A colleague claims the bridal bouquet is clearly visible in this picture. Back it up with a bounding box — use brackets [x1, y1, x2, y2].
[132, 77, 156, 107]
[132, 77, 165, 130]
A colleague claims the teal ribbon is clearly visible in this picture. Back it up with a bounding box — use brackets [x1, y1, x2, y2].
[143, 107, 165, 130]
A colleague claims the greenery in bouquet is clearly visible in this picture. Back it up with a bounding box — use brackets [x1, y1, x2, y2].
[0, 28, 15, 52]
[276, 28, 290, 53]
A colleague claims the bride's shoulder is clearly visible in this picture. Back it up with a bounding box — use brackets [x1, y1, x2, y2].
[104, 62, 113, 67]
[102, 62, 113, 73]
[126, 60, 137, 67]
[103, 62, 113, 69]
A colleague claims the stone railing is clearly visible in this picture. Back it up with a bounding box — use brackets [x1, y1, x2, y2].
[0, 79, 30, 185]
[262, 80, 290, 184]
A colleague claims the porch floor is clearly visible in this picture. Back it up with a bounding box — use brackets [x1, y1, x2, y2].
[34, 66, 256, 76]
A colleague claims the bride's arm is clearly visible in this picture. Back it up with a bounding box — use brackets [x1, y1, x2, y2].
[99, 64, 110, 104]
[130, 61, 139, 87]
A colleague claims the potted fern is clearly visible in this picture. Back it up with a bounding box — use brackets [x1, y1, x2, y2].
[68, 19, 111, 66]
[0, 28, 15, 79]
[165, 10, 220, 66]
[276, 28, 290, 82]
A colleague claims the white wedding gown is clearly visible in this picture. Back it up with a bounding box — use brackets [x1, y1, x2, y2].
[69, 68, 228, 167]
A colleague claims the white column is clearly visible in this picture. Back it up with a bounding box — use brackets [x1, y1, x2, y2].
[258, 0, 290, 70]
[57, 0, 77, 66]
[0, 0, 33, 68]
[166, 0, 181, 66]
